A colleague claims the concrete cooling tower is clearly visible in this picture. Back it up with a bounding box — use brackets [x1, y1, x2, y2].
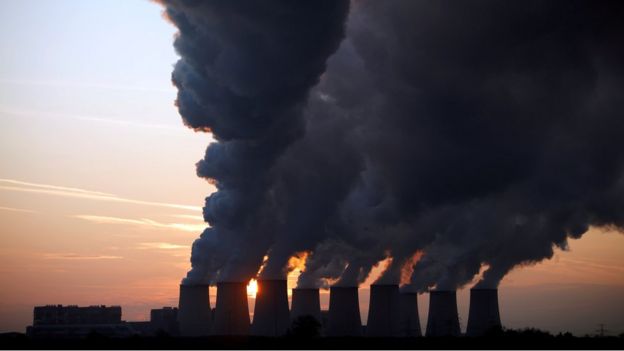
[466, 288, 502, 336]
[212, 282, 250, 335]
[178, 284, 212, 336]
[326, 286, 362, 336]
[290, 288, 321, 323]
[425, 290, 461, 337]
[366, 284, 401, 337]
[250, 280, 290, 336]
[399, 292, 422, 337]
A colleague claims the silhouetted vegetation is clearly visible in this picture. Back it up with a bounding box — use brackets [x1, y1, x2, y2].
[1, 328, 623, 349]
[287, 315, 322, 339]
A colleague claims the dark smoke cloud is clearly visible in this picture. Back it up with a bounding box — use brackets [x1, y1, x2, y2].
[160, 0, 350, 283]
[292, 0, 624, 290]
[164, 0, 624, 290]
[258, 90, 365, 279]
[342, 0, 624, 290]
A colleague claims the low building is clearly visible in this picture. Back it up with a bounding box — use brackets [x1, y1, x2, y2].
[150, 307, 179, 336]
[27, 305, 132, 338]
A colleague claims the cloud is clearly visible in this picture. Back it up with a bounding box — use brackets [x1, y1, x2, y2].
[0, 105, 184, 133]
[0, 206, 37, 214]
[0, 78, 174, 94]
[73, 214, 206, 233]
[162, 0, 351, 284]
[0, 178, 202, 212]
[0, 178, 114, 197]
[138, 242, 189, 250]
[169, 214, 203, 221]
[42, 253, 123, 260]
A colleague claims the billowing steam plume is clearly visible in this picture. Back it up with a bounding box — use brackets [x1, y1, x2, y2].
[160, 0, 350, 283]
[163, 0, 624, 290]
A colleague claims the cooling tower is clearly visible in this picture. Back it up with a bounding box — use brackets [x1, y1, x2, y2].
[290, 288, 321, 323]
[326, 286, 362, 336]
[425, 290, 461, 337]
[366, 284, 401, 337]
[466, 288, 502, 336]
[212, 282, 250, 335]
[250, 279, 290, 336]
[399, 292, 422, 337]
[178, 284, 212, 336]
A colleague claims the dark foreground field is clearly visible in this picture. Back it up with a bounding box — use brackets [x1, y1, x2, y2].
[1, 330, 623, 350]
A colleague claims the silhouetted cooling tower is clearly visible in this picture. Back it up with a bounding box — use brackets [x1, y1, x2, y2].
[399, 292, 422, 337]
[326, 286, 362, 336]
[178, 284, 212, 336]
[290, 288, 321, 323]
[212, 282, 250, 335]
[250, 279, 290, 336]
[425, 290, 460, 337]
[366, 284, 401, 337]
[466, 288, 502, 336]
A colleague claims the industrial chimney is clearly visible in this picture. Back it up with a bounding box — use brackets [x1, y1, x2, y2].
[425, 290, 461, 337]
[326, 286, 362, 336]
[250, 279, 290, 336]
[290, 288, 321, 323]
[212, 282, 250, 335]
[399, 292, 422, 337]
[178, 284, 212, 336]
[366, 284, 401, 337]
[466, 288, 502, 336]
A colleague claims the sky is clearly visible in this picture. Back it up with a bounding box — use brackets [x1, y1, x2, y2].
[0, 0, 623, 336]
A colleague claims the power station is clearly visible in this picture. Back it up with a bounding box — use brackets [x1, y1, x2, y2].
[212, 282, 250, 336]
[466, 288, 502, 337]
[290, 288, 322, 324]
[174, 283, 503, 337]
[250, 280, 290, 336]
[425, 290, 461, 337]
[178, 284, 212, 336]
[399, 292, 422, 337]
[366, 284, 401, 337]
[326, 286, 362, 336]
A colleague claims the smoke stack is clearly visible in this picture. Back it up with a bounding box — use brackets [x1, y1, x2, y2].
[250, 280, 290, 336]
[212, 282, 250, 335]
[425, 290, 460, 337]
[290, 288, 321, 323]
[366, 284, 400, 337]
[178, 284, 212, 336]
[399, 292, 422, 337]
[466, 288, 502, 336]
[326, 286, 362, 336]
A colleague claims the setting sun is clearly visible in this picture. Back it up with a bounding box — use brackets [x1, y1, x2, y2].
[247, 279, 258, 298]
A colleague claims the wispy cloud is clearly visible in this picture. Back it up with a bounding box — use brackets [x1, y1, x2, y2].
[0, 178, 114, 197]
[73, 214, 206, 233]
[0, 105, 182, 131]
[138, 242, 189, 250]
[0, 206, 37, 214]
[560, 257, 624, 273]
[0, 178, 202, 212]
[43, 253, 123, 260]
[0, 78, 174, 94]
[73, 116, 181, 130]
[169, 214, 204, 221]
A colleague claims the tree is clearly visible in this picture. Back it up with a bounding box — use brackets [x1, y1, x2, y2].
[288, 315, 322, 339]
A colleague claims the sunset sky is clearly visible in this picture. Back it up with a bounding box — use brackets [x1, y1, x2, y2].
[1, 0, 623, 336]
